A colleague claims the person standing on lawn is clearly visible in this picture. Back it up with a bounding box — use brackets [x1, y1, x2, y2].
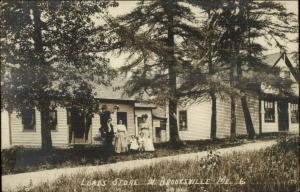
[129, 135, 139, 152]
[105, 118, 114, 151]
[140, 115, 155, 152]
[114, 120, 128, 153]
[138, 132, 146, 152]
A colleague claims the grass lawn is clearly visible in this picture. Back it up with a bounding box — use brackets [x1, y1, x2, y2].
[12, 135, 299, 192]
[1, 132, 292, 175]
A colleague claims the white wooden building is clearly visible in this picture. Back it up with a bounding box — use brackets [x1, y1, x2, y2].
[1, 80, 167, 148]
[176, 52, 299, 140]
[1, 52, 298, 148]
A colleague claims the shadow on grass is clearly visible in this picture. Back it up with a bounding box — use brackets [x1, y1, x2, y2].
[1, 132, 291, 175]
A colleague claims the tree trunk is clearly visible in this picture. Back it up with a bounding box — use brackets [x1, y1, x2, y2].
[32, 1, 52, 150]
[230, 52, 236, 138]
[230, 96, 236, 138]
[242, 2, 256, 139]
[241, 96, 256, 139]
[41, 105, 53, 151]
[169, 99, 180, 144]
[207, 11, 217, 140]
[167, 2, 181, 145]
[210, 93, 217, 140]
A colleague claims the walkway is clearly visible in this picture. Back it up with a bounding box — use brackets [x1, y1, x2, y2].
[2, 140, 276, 191]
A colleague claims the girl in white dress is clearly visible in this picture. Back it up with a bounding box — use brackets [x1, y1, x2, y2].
[138, 132, 145, 152]
[129, 135, 139, 151]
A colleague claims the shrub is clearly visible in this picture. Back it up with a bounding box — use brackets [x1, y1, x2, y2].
[1, 146, 24, 174]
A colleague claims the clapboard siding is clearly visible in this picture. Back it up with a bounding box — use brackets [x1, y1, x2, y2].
[11, 109, 42, 146]
[1, 110, 10, 149]
[50, 107, 68, 146]
[96, 102, 135, 137]
[216, 100, 231, 138]
[91, 113, 101, 144]
[178, 101, 212, 140]
[11, 108, 68, 147]
[165, 101, 170, 142]
[177, 97, 260, 141]
[236, 97, 260, 135]
[236, 101, 247, 135]
[153, 118, 167, 142]
[10, 103, 135, 147]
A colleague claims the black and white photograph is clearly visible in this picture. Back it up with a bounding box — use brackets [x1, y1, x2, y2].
[1, 0, 299, 191]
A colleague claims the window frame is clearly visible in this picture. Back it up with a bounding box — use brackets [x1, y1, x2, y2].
[283, 70, 291, 79]
[21, 107, 36, 132]
[179, 110, 188, 131]
[160, 120, 166, 130]
[49, 109, 58, 131]
[264, 101, 275, 123]
[290, 103, 299, 124]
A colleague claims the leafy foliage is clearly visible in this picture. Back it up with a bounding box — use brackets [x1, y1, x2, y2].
[1, 1, 117, 113]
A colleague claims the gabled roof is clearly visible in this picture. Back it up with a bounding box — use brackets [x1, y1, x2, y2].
[262, 52, 282, 67]
[262, 52, 299, 84]
[93, 76, 135, 101]
[152, 106, 167, 119]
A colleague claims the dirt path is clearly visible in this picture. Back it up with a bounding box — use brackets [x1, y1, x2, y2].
[2, 140, 276, 191]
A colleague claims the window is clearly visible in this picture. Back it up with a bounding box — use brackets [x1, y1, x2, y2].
[160, 120, 166, 130]
[283, 71, 290, 79]
[22, 108, 36, 131]
[291, 103, 299, 123]
[179, 110, 187, 131]
[49, 110, 58, 130]
[264, 101, 275, 123]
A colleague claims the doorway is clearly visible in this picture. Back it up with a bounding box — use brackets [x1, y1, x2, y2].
[277, 101, 289, 131]
[155, 127, 161, 142]
[68, 109, 91, 144]
[117, 112, 127, 127]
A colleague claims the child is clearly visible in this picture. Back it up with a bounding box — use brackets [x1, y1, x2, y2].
[138, 132, 146, 152]
[129, 135, 139, 152]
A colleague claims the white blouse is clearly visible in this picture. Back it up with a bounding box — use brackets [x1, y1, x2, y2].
[116, 124, 127, 132]
[140, 121, 150, 129]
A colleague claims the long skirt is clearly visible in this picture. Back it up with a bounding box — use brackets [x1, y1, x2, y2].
[141, 129, 155, 152]
[114, 132, 128, 153]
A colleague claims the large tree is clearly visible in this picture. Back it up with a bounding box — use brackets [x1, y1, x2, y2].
[1, 1, 117, 150]
[182, 0, 297, 139]
[210, 0, 297, 138]
[106, 0, 206, 145]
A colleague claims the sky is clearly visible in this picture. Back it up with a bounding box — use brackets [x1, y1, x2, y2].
[105, 1, 299, 68]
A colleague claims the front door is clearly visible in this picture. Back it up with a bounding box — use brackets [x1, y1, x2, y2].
[71, 110, 85, 144]
[155, 127, 161, 142]
[278, 101, 289, 131]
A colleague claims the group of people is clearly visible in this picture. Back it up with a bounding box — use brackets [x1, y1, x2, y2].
[100, 115, 155, 154]
[128, 131, 155, 152]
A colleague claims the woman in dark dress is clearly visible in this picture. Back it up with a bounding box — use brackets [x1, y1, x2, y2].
[106, 119, 114, 143]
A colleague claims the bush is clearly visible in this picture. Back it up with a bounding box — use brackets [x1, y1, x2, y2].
[276, 135, 299, 152]
[1, 146, 24, 174]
